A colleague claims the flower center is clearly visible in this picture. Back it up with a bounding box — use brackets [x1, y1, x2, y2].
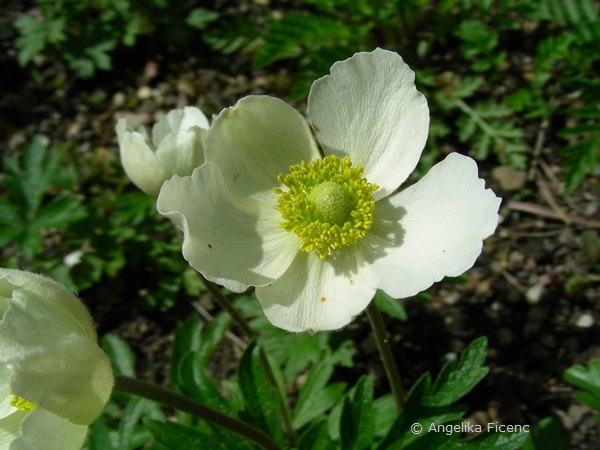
[274, 155, 378, 259]
[10, 395, 36, 412]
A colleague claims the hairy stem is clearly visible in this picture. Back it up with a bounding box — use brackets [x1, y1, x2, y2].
[114, 376, 282, 450]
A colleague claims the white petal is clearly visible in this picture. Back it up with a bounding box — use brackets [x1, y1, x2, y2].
[0, 269, 97, 340]
[116, 119, 170, 196]
[152, 106, 209, 144]
[157, 162, 299, 291]
[0, 296, 113, 425]
[205, 96, 321, 203]
[360, 153, 501, 298]
[155, 127, 207, 176]
[308, 48, 429, 200]
[11, 408, 87, 450]
[255, 250, 376, 332]
[0, 366, 16, 421]
[0, 409, 27, 448]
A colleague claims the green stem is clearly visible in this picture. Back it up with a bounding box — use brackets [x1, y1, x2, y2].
[114, 376, 282, 450]
[199, 274, 254, 339]
[366, 301, 405, 411]
[196, 274, 297, 447]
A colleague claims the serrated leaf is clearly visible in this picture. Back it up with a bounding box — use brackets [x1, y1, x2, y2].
[179, 352, 231, 415]
[145, 419, 227, 450]
[238, 340, 283, 442]
[426, 337, 488, 407]
[31, 195, 87, 229]
[453, 76, 484, 99]
[340, 375, 375, 450]
[253, 12, 351, 69]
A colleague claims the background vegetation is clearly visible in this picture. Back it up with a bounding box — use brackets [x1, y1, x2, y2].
[1, 0, 598, 448]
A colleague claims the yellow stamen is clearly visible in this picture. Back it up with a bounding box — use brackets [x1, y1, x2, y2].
[274, 155, 378, 259]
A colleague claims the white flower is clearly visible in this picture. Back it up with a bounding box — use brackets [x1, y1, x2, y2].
[116, 106, 209, 195]
[0, 269, 114, 449]
[157, 49, 501, 332]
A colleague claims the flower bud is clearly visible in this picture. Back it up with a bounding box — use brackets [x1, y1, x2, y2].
[117, 106, 209, 195]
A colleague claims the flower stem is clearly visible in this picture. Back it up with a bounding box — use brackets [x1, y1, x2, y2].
[199, 274, 254, 339]
[366, 300, 405, 410]
[114, 376, 282, 450]
[196, 274, 297, 447]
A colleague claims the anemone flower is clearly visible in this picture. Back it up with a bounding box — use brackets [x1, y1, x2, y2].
[0, 269, 113, 449]
[158, 49, 501, 332]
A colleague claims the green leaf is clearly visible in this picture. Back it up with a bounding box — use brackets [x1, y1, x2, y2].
[293, 355, 346, 428]
[170, 315, 203, 391]
[0, 199, 23, 246]
[197, 312, 231, 366]
[32, 195, 87, 229]
[178, 352, 232, 415]
[373, 290, 407, 321]
[144, 419, 226, 450]
[86, 417, 116, 450]
[187, 8, 219, 29]
[564, 359, 600, 416]
[440, 430, 530, 449]
[16, 227, 44, 260]
[340, 375, 375, 450]
[103, 334, 136, 378]
[237, 339, 283, 443]
[522, 416, 570, 450]
[259, 328, 321, 381]
[426, 337, 489, 407]
[297, 420, 336, 450]
[15, 15, 66, 65]
[118, 397, 153, 450]
[373, 394, 397, 437]
[377, 338, 492, 450]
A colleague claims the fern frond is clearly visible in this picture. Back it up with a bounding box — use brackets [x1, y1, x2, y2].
[252, 13, 352, 69]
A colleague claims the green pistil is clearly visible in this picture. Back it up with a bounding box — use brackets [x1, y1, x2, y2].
[274, 155, 378, 259]
[10, 395, 37, 412]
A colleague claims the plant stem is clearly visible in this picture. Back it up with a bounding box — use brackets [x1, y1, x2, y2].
[114, 376, 282, 450]
[366, 300, 405, 411]
[199, 274, 254, 339]
[196, 274, 297, 447]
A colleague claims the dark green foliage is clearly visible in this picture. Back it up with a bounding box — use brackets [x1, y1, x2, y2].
[13, 0, 220, 77]
[0, 135, 86, 262]
[377, 338, 528, 450]
[10, 0, 598, 188]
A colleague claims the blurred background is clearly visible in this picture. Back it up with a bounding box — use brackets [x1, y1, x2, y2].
[0, 1, 598, 448]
